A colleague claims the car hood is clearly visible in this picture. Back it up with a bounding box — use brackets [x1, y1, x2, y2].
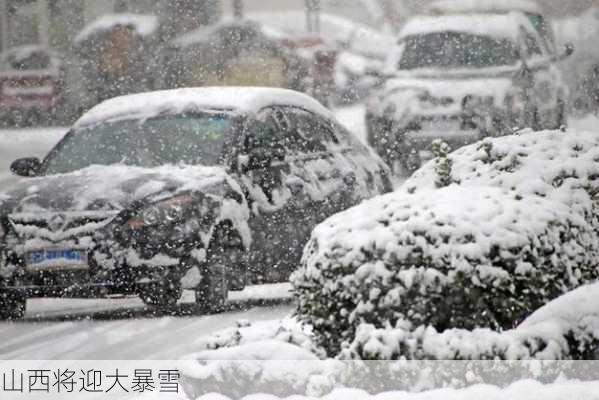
[0, 164, 240, 215]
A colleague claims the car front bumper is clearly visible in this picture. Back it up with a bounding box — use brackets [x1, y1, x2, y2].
[0, 229, 201, 298]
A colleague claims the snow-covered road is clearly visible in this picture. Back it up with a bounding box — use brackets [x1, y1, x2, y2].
[0, 284, 292, 359]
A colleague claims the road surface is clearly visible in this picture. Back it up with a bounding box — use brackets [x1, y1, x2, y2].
[0, 285, 292, 359]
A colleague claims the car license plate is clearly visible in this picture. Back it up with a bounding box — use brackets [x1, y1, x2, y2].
[26, 249, 88, 271]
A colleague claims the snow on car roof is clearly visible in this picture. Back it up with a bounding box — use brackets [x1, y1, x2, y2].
[427, 0, 542, 15]
[74, 13, 159, 44]
[171, 19, 287, 49]
[400, 13, 528, 41]
[74, 87, 332, 128]
[171, 17, 286, 47]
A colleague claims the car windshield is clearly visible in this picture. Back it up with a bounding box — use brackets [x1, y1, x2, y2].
[42, 113, 232, 175]
[398, 31, 519, 70]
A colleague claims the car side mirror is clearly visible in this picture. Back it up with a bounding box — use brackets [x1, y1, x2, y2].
[10, 157, 42, 177]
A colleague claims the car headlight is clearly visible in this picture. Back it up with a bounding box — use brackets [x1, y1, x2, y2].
[127, 194, 195, 229]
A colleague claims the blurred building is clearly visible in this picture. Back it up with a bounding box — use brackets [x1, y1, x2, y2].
[0, 0, 220, 53]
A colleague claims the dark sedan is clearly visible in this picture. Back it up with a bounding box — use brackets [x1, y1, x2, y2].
[0, 87, 391, 319]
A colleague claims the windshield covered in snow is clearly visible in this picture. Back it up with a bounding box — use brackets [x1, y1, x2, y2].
[398, 32, 519, 70]
[43, 113, 232, 174]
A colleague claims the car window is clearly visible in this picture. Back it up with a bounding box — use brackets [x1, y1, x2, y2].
[246, 109, 283, 151]
[252, 107, 297, 156]
[283, 107, 339, 154]
[42, 113, 231, 175]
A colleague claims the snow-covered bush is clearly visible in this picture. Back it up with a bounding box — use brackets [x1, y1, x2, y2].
[343, 317, 599, 361]
[180, 284, 599, 397]
[343, 282, 599, 361]
[406, 129, 599, 231]
[292, 129, 599, 356]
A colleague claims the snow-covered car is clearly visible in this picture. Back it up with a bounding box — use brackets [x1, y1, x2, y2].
[159, 20, 310, 95]
[241, 12, 396, 104]
[0, 87, 391, 320]
[0, 45, 64, 126]
[366, 11, 573, 172]
[74, 13, 160, 106]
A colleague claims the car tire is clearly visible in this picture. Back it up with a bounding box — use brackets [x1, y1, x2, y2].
[195, 257, 228, 314]
[195, 226, 244, 313]
[139, 281, 182, 309]
[0, 292, 26, 320]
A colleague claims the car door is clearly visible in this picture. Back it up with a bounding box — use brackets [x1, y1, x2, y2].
[283, 107, 349, 217]
[286, 106, 393, 213]
[329, 119, 394, 202]
[237, 106, 330, 282]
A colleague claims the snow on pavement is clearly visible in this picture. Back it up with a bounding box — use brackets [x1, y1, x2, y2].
[0, 284, 292, 359]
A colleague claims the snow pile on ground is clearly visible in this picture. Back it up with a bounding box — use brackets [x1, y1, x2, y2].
[292, 129, 599, 356]
[192, 381, 599, 400]
[179, 319, 343, 399]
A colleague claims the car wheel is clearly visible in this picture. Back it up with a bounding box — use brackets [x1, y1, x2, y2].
[195, 257, 228, 314]
[139, 281, 182, 309]
[195, 226, 244, 313]
[0, 292, 26, 320]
